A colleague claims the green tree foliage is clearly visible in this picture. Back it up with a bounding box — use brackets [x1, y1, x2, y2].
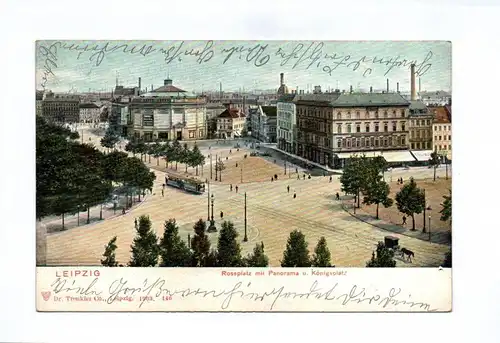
[395, 177, 425, 230]
[311, 237, 332, 267]
[101, 236, 118, 267]
[340, 154, 376, 208]
[191, 219, 211, 266]
[100, 127, 120, 151]
[363, 179, 394, 219]
[243, 242, 269, 267]
[366, 242, 396, 267]
[181, 143, 191, 173]
[216, 221, 243, 267]
[281, 230, 311, 267]
[129, 215, 159, 267]
[171, 140, 182, 170]
[440, 190, 452, 225]
[443, 250, 452, 268]
[159, 219, 192, 267]
[190, 144, 205, 176]
[429, 151, 441, 181]
[151, 141, 163, 166]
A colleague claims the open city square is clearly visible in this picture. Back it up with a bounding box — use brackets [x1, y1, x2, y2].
[36, 40, 452, 269]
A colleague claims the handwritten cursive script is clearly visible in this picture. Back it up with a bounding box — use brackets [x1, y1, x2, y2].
[38, 42, 60, 90]
[49, 276, 436, 311]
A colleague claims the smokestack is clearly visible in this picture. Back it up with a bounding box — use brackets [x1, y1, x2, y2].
[138, 77, 141, 94]
[397, 82, 400, 93]
[350, 85, 353, 93]
[410, 64, 416, 101]
[151, 84, 153, 92]
[419, 77, 421, 93]
[280, 73, 284, 86]
[220, 82, 223, 99]
[386, 79, 389, 93]
[370, 86, 373, 93]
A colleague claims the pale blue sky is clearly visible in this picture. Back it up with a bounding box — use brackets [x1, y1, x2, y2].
[36, 40, 451, 93]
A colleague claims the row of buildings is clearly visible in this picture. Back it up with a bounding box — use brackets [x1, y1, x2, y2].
[36, 66, 451, 169]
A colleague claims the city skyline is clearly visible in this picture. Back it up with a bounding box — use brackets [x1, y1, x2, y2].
[36, 40, 451, 94]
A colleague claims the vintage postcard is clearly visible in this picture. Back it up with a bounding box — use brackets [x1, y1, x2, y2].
[36, 40, 452, 312]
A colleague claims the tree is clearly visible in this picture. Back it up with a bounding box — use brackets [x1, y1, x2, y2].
[216, 221, 243, 267]
[101, 236, 118, 267]
[159, 219, 192, 267]
[243, 242, 269, 267]
[311, 237, 332, 267]
[363, 179, 394, 219]
[190, 144, 205, 176]
[241, 126, 248, 138]
[191, 219, 211, 267]
[366, 242, 396, 267]
[171, 140, 182, 170]
[429, 151, 440, 181]
[281, 230, 311, 267]
[395, 177, 425, 230]
[129, 215, 159, 267]
[340, 154, 373, 208]
[100, 127, 120, 151]
[440, 190, 452, 225]
[443, 250, 452, 268]
[181, 143, 191, 173]
[151, 141, 163, 166]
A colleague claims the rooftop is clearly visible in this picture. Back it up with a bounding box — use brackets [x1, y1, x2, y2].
[79, 103, 100, 109]
[261, 106, 277, 117]
[431, 106, 451, 123]
[333, 93, 409, 107]
[218, 108, 244, 119]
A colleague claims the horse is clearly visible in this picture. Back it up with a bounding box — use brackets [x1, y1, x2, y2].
[400, 248, 415, 262]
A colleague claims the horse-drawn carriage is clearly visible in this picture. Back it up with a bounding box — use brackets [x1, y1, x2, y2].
[384, 236, 414, 262]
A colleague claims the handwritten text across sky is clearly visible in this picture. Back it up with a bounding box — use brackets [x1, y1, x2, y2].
[36, 40, 451, 93]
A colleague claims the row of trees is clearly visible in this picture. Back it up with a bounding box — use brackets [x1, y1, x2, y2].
[123, 139, 206, 176]
[340, 155, 452, 231]
[37, 117, 155, 229]
[101, 217, 335, 268]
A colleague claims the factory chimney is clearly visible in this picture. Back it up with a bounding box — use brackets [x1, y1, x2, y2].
[419, 77, 422, 93]
[138, 77, 141, 94]
[350, 85, 353, 93]
[410, 64, 417, 101]
[280, 73, 284, 86]
[397, 82, 400, 93]
[386, 78, 389, 93]
[370, 86, 373, 93]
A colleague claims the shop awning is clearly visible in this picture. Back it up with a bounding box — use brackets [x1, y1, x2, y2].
[411, 150, 434, 161]
[336, 151, 383, 159]
[379, 151, 416, 162]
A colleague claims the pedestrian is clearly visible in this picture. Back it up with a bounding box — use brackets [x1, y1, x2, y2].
[401, 177, 404, 184]
[308, 174, 311, 179]
[236, 162, 238, 168]
[295, 167, 298, 173]
[161, 188, 164, 197]
[287, 185, 290, 193]
[226, 156, 228, 160]
[271, 177, 274, 182]
[336, 192, 340, 200]
[220, 211, 224, 219]
[230, 184, 233, 191]
[402, 216, 407, 225]
[274, 174, 278, 180]
[274, 159, 276, 163]
[162, 183, 165, 189]
[237, 148, 239, 152]
[235, 185, 238, 193]
[230, 149, 232, 154]
[134, 218, 138, 228]
[303, 174, 306, 180]
[122, 208, 126, 215]
[293, 192, 297, 199]
[329, 176, 332, 183]
[323, 172, 326, 177]
[297, 174, 300, 180]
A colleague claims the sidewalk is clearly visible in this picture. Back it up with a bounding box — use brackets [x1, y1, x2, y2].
[339, 197, 451, 245]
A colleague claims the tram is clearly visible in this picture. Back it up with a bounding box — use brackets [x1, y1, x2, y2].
[165, 174, 205, 195]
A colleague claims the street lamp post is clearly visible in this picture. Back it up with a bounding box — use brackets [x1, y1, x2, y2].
[243, 192, 248, 242]
[284, 161, 287, 175]
[207, 181, 210, 221]
[423, 189, 426, 233]
[219, 156, 222, 182]
[215, 154, 218, 181]
[210, 154, 213, 180]
[207, 194, 217, 232]
[353, 196, 356, 214]
[428, 215, 432, 242]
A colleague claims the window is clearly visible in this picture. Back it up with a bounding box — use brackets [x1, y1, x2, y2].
[370, 137, 374, 146]
[393, 122, 397, 131]
[410, 131, 414, 138]
[356, 111, 360, 119]
[384, 138, 388, 146]
[342, 139, 346, 147]
[439, 126, 442, 131]
[366, 138, 370, 146]
[417, 131, 420, 138]
[439, 145, 442, 150]
[375, 111, 379, 119]
[448, 125, 451, 131]
[384, 123, 388, 132]
[337, 124, 342, 133]
[388, 137, 392, 146]
[356, 125, 361, 133]
[347, 124, 351, 133]
[448, 135, 451, 140]
[361, 138, 365, 147]
[393, 110, 396, 116]
[449, 144, 452, 150]
[375, 123, 379, 132]
[401, 110, 405, 117]
[427, 120, 430, 125]
[347, 112, 351, 119]
[384, 111, 388, 118]
[401, 136, 406, 145]
[337, 140, 341, 148]
[375, 138, 379, 147]
[337, 112, 341, 120]
[189, 130, 195, 138]
[411, 143, 415, 149]
[434, 135, 437, 141]
[444, 145, 447, 150]
[439, 135, 442, 140]
[365, 124, 370, 132]
[347, 140, 351, 148]
[401, 123, 406, 131]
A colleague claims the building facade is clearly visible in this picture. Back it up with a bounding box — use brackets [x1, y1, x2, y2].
[79, 103, 101, 124]
[36, 90, 44, 116]
[127, 79, 207, 141]
[277, 94, 297, 153]
[250, 106, 277, 143]
[408, 100, 434, 150]
[295, 92, 410, 168]
[216, 107, 246, 139]
[432, 105, 452, 160]
[41, 92, 80, 123]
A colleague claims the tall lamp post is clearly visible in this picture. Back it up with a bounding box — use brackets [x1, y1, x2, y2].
[207, 181, 210, 222]
[428, 215, 431, 242]
[207, 194, 217, 232]
[243, 192, 248, 242]
[219, 156, 222, 182]
[423, 189, 426, 233]
[284, 161, 287, 175]
[215, 154, 218, 181]
[210, 154, 213, 180]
